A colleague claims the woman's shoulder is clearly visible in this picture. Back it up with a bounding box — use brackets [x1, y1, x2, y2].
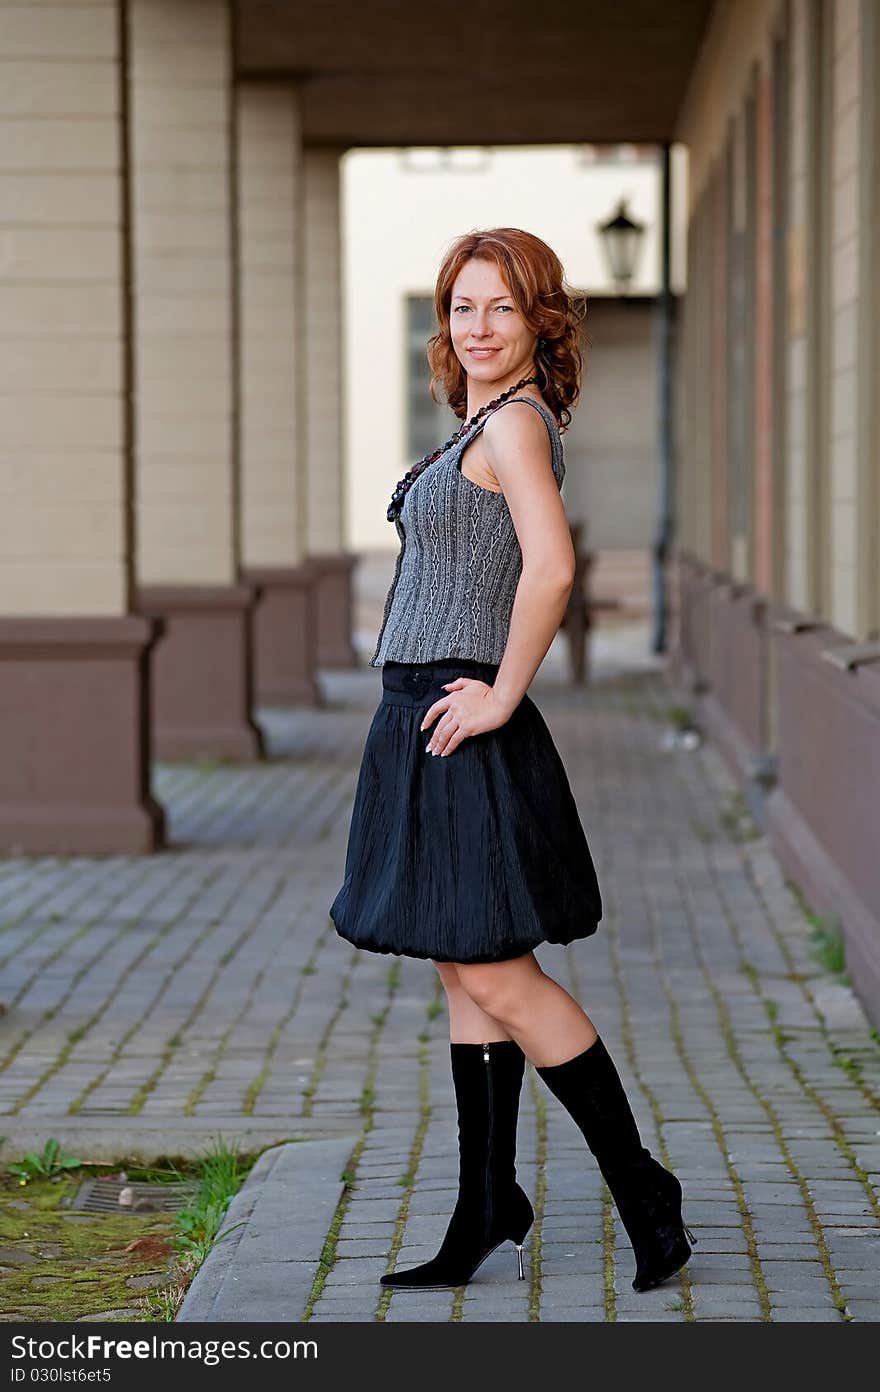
[480, 393, 564, 482]
[503, 391, 555, 417]
[483, 394, 561, 447]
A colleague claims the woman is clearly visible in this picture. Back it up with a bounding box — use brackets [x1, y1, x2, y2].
[329, 228, 694, 1296]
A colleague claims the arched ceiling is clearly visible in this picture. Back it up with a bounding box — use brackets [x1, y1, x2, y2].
[235, 0, 716, 148]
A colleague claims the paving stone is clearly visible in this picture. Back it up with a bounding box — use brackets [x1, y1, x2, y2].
[617, 1311, 690, 1322]
[321, 1264, 388, 1286]
[760, 1264, 839, 1292]
[757, 1243, 826, 1258]
[693, 1297, 765, 1317]
[337, 1224, 398, 1240]
[0, 1247, 39, 1265]
[335, 1238, 393, 1257]
[383, 1307, 451, 1322]
[767, 1290, 838, 1309]
[125, 1272, 174, 1291]
[771, 1310, 845, 1322]
[538, 1308, 607, 1322]
[77, 1309, 142, 1322]
[844, 1300, 880, 1319]
[308, 1313, 373, 1323]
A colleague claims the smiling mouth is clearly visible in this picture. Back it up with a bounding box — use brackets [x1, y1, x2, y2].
[467, 348, 499, 355]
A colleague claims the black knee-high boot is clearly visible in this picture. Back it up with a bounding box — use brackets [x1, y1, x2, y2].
[380, 1040, 534, 1289]
[536, 1037, 695, 1292]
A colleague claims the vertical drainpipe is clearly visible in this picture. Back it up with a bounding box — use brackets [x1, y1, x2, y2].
[652, 141, 674, 652]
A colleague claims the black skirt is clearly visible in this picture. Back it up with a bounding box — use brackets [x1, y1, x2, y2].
[328, 658, 603, 963]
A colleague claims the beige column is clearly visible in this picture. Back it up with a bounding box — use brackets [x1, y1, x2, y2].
[824, 0, 863, 637]
[728, 108, 751, 583]
[753, 59, 775, 599]
[0, 0, 163, 852]
[302, 146, 359, 667]
[822, 0, 880, 644]
[710, 157, 730, 575]
[676, 208, 697, 561]
[237, 83, 318, 705]
[128, 0, 261, 758]
[694, 185, 714, 564]
[785, 0, 828, 619]
[867, 0, 880, 641]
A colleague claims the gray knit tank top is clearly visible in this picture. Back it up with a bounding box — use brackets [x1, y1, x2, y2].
[371, 396, 565, 667]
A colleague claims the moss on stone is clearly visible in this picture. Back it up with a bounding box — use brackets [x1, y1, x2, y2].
[0, 1173, 176, 1322]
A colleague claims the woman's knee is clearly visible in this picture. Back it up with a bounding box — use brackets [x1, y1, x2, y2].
[454, 961, 533, 1023]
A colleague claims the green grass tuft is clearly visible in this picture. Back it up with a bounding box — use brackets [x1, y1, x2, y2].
[168, 1137, 248, 1268]
[666, 704, 696, 731]
[806, 915, 847, 978]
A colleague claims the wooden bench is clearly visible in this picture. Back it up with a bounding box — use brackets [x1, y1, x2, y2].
[559, 521, 620, 683]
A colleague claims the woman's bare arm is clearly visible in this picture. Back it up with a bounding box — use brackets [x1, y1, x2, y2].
[482, 402, 576, 714]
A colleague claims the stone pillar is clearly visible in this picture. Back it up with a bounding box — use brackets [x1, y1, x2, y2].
[129, 0, 262, 759]
[726, 103, 754, 585]
[0, 0, 163, 853]
[709, 157, 730, 575]
[864, 0, 880, 644]
[785, 0, 827, 619]
[302, 147, 359, 668]
[753, 60, 775, 601]
[826, 0, 870, 639]
[237, 83, 319, 705]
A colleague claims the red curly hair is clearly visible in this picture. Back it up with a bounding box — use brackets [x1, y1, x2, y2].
[427, 227, 588, 431]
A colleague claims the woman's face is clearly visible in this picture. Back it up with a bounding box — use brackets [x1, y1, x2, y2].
[449, 257, 537, 386]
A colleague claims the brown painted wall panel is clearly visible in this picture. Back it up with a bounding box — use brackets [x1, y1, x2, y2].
[775, 629, 880, 919]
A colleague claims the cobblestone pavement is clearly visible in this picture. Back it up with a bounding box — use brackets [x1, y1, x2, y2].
[1, 630, 879, 1321]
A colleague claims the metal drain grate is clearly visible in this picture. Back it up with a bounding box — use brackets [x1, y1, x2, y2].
[67, 1179, 198, 1214]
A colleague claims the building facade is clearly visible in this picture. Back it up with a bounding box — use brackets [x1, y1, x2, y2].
[673, 0, 880, 1021]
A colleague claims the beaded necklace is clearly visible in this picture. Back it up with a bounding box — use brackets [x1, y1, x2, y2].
[386, 374, 541, 522]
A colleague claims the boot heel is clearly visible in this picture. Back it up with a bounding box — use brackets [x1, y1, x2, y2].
[683, 1222, 697, 1245]
[514, 1243, 526, 1280]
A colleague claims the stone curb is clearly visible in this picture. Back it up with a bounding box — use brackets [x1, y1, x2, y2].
[177, 1136, 358, 1322]
[0, 1118, 360, 1165]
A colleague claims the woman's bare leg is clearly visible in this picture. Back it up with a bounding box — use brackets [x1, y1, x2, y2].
[432, 961, 512, 1043]
[451, 953, 597, 1066]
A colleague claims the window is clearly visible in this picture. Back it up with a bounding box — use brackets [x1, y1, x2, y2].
[398, 147, 491, 173]
[405, 296, 451, 461]
[575, 143, 657, 166]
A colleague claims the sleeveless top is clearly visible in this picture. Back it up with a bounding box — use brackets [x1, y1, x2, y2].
[371, 396, 566, 667]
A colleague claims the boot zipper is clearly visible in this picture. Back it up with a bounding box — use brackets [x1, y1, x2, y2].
[483, 1042, 494, 1245]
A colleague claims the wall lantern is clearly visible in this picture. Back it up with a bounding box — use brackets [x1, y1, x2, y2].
[596, 198, 646, 291]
